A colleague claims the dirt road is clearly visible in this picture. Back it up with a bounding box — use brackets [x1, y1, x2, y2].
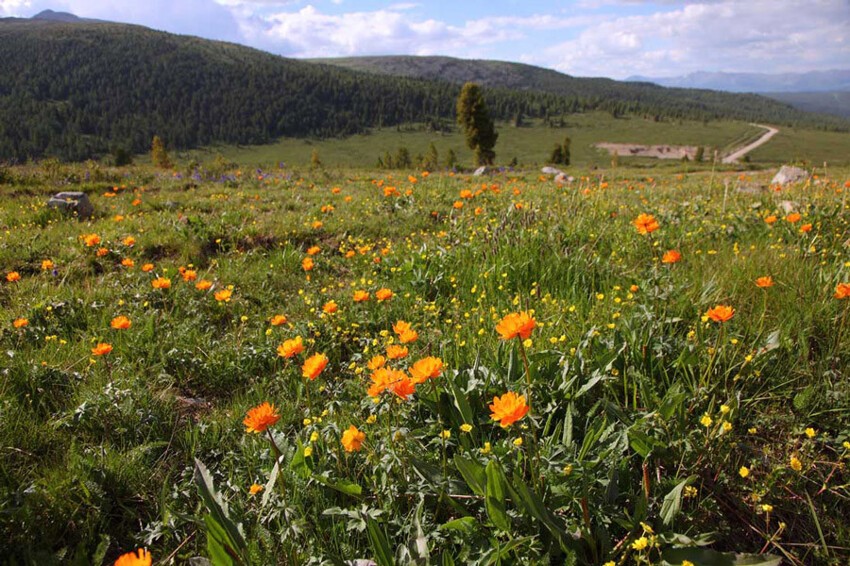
[722, 124, 779, 164]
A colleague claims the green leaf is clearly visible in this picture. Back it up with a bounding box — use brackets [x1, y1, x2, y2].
[485, 460, 511, 532]
[660, 476, 697, 526]
[661, 548, 781, 566]
[507, 473, 577, 554]
[366, 518, 395, 566]
[290, 440, 311, 478]
[193, 459, 248, 565]
[314, 475, 363, 497]
[447, 370, 475, 426]
[454, 454, 487, 496]
[628, 429, 664, 459]
[204, 514, 236, 566]
[261, 461, 279, 507]
[441, 552, 456, 566]
[440, 517, 477, 534]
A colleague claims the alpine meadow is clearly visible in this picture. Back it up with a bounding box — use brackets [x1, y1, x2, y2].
[1, 4, 850, 566]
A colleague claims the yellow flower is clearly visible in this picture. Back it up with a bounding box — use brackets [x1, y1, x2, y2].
[761, 504, 773, 513]
[303, 446, 313, 457]
[720, 404, 730, 414]
[513, 437, 523, 447]
[460, 424, 473, 433]
[722, 422, 733, 432]
[739, 466, 750, 478]
[789, 455, 802, 472]
[804, 427, 816, 438]
[700, 414, 713, 428]
[631, 536, 649, 550]
[439, 430, 451, 440]
[480, 442, 491, 454]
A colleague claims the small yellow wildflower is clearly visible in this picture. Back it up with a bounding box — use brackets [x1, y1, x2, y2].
[739, 466, 750, 478]
[631, 536, 649, 550]
[700, 414, 713, 427]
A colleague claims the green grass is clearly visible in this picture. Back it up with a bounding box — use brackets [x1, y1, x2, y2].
[748, 127, 850, 165]
[178, 114, 767, 169]
[1, 162, 849, 564]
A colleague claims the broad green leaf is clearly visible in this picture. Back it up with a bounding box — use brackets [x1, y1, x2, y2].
[485, 460, 511, 532]
[661, 548, 781, 566]
[193, 459, 248, 565]
[454, 454, 487, 496]
[261, 461, 279, 507]
[440, 517, 477, 534]
[290, 440, 311, 478]
[660, 475, 697, 526]
[314, 475, 363, 497]
[507, 473, 578, 554]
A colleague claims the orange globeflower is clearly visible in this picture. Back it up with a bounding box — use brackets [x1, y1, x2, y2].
[386, 344, 408, 360]
[409, 356, 443, 384]
[489, 392, 530, 427]
[13, 318, 28, 328]
[141, 263, 154, 273]
[306, 245, 321, 256]
[122, 236, 136, 247]
[91, 343, 113, 356]
[243, 401, 280, 433]
[196, 279, 212, 291]
[375, 288, 393, 301]
[367, 355, 386, 371]
[755, 276, 775, 288]
[270, 314, 288, 326]
[834, 283, 850, 300]
[398, 329, 418, 344]
[632, 213, 660, 235]
[353, 290, 370, 302]
[182, 269, 197, 282]
[6, 271, 21, 282]
[661, 250, 682, 264]
[390, 375, 416, 400]
[81, 233, 101, 247]
[111, 316, 132, 330]
[800, 223, 812, 233]
[341, 425, 366, 452]
[302, 353, 329, 380]
[121, 258, 135, 268]
[368, 367, 399, 396]
[786, 212, 802, 223]
[322, 300, 338, 314]
[302, 257, 314, 272]
[392, 320, 412, 335]
[114, 548, 151, 566]
[278, 336, 304, 358]
[97, 247, 109, 257]
[496, 311, 537, 340]
[764, 215, 778, 225]
[41, 259, 55, 271]
[214, 289, 232, 302]
[705, 305, 735, 323]
[151, 277, 171, 289]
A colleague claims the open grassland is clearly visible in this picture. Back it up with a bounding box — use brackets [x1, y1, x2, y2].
[1, 162, 850, 565]
[182, 114, 770, 169]
[747, 128, 850, 166]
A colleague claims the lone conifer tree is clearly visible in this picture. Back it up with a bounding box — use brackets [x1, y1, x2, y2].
[151, 136, 172, 169]
[456, 83, 498, 166]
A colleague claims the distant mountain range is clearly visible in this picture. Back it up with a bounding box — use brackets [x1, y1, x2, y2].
[627, 70, 850, 93]
[0, 14, 847, 161]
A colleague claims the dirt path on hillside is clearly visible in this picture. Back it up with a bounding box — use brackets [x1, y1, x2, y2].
[722, 124, 779, 164]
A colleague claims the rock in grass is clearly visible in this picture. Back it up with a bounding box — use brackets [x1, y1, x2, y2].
[47, 191, 93, 219]
[541, 166, 564, 175]
[771, 165, 809, 186]
[473, 166, 490, 176]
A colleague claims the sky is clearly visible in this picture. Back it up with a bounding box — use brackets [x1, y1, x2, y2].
[1, 0, 848, 79]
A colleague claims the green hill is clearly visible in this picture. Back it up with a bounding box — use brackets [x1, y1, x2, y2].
[764, 91, 850, 119]
[0, 20, 846, 162]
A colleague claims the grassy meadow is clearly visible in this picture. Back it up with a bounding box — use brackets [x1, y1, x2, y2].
[1, 158, 850, 565]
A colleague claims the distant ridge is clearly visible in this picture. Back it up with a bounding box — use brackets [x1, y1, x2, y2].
[627, 70, 850, 93]
[31, 9, 105, 24]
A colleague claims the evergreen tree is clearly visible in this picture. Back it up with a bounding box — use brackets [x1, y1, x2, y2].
[549, 144, 564, 164]
[424, 142, 439, 170]
[445, 148, 457, 170]
[456, 83, 498, 166]
[395, 146, 412, 169]
[562, 136, 571, 166]
[151, 136, 172, 169]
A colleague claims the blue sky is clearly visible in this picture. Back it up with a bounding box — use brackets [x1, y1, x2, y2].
[2, 0, 848, 79]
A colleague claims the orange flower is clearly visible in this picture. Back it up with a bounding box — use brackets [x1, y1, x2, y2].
[13, 318, 28, 328]
[121, 258, 135, 268]
[755, 276, 774, 288]
[398, 329, 419, 344]
[368, 367, 399, 396]
[182, 269, 197, 282]
[302, 257, 314, 271]
[661, 250, 682, 264]
[270, 314, 288, 326]
[386, 344, 408, 360]
[764, 215, 777, 225]
[353, 290, 370, 302]
[214, 289, 232, 302]
[785, 212, 802, 223]
[390, 375, 416, 400]
[114, 548, 151, 566]
[243, 401, 280, 433]
[322, 300, 338, 314]
[496, 311, 537, 340]
[111, 316, 132, 330]
[6, 271, 20, 282]
[392, 320, 412, 335]
[249, 484, 264, 495]
[97, 247, 109, 257]
[834, 283, 850, 300]
[196, 279, 212, 291]
[81, 233, 101, 247]
[306, 245, 321, 256]
[800, 223, 812, 233]
[41, 259, 54, 271]
[151, 277, 171, 289]
[367, 355, 386, 371]
[409, 357, 443, 384]
[91, 343, 113, 356]
[141, 263, 154, 273]
[341, 425, 366, 452]
[632, 213, 660, 235]
[375, 288, 393, 301]
[489, 392, 530, 427]
[277, 336, 304, 358]
[122, 236, 136, 247]
[705, 305, 735, 323]
[302, 353, 328, 380]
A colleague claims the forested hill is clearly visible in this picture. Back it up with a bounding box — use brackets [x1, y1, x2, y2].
[0, 20, 846, 162]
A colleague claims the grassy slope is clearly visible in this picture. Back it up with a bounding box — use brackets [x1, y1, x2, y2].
[185, 115, 765, 169]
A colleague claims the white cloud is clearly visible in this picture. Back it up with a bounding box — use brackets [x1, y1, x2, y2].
[542, 0, 850, 78]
